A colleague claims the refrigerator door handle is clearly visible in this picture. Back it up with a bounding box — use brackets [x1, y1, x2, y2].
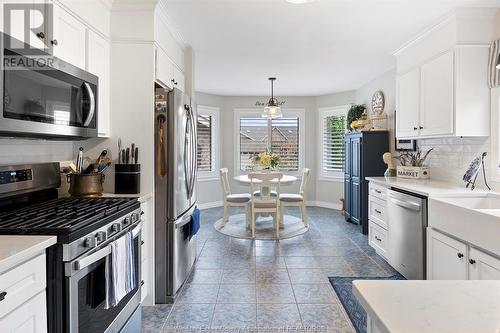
[183, 108, 191, 197]
[189, 106, 197, 198]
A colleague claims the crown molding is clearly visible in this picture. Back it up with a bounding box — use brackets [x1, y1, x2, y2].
[111, 0, 158, 12]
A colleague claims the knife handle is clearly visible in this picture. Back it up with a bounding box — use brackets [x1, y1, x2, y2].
[134, 147, 139, 164]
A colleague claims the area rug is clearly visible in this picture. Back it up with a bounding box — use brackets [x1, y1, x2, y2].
[214, 213, 308, 240]
[329, 273, 406, 333]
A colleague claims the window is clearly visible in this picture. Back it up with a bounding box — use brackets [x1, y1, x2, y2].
[236, 109, 304, 173]
[319, 106, 349, 180]
[196, 106, 219, 180]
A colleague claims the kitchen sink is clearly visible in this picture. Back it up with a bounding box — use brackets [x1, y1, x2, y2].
[437, 193, 500, 210]
[428, 193, 500, 257]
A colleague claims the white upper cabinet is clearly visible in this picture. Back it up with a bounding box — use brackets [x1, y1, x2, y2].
[87, 30, 110, 137]
[419, 51, 454, 137]
[51, 3, 86, 69]
[395, 9, 494, 139]
[156, 47, 185, 92]
[173, 65, 185, 92]
[396, 68, 420, 138]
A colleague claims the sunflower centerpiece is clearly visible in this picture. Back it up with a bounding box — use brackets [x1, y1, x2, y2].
[250, 150, 280, 171]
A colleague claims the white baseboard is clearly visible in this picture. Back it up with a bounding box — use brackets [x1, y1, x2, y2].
[198, 201, 223, 210]
[307, 201, 342, 210]
[198, 200, 341, 210]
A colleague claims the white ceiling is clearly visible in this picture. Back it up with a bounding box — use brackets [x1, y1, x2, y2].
[165, 0, 499, 96]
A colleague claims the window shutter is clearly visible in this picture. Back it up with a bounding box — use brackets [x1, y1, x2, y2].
[239, 117, 269, 171]
[271, 117, 299, 171]
[197, 115, 212, 172]
[323, 115, 345, 172]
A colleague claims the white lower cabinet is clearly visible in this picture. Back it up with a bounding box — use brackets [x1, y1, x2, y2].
[368, 182, 389, 259]
[140, 196, 154, 304]
[427, 228, 500, 280]
[468, 247, 500, 280]
[427, 228, 467, 280]
[0, 253, 48, 333]
[0, 292, 47, 333]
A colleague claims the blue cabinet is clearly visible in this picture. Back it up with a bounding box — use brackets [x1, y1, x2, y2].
[344, 131, 389, 234]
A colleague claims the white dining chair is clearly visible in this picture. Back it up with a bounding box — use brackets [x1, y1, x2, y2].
[220, 168, 251, 227]
[279, 168, 310, 227]
[249, 172, 283, 238]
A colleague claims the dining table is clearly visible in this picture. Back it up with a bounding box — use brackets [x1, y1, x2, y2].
[234, 174, 298, 197]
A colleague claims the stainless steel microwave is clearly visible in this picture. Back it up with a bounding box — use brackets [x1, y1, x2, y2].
[1, 34, 98, 139]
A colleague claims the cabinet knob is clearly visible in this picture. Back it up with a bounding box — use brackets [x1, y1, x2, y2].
[171, 79, 175, 83]
[419, 126, 424, 130]
[174, 81, 178, 85]
[0, 291, 6, 302]
[51, 39, 58, 46]
[413, 127, 418, 130]
[374, 236, 382, 242]
[469, 259, 476, 264]
[36, 32, 45, 39]
[457, 253, 464, 258]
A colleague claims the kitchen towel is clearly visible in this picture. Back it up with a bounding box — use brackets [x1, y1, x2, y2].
[190, 207, 201, 239]
[106, 231, 135, 308]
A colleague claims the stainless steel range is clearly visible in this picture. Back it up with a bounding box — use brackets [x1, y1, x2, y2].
[0, 163, 142, 333]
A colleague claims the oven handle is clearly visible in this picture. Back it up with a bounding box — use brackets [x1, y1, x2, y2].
[74, 222, 141, 271]
[82, 82, 96, 127]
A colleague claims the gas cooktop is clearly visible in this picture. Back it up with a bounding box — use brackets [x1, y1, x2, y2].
[0, 197, 139, 242]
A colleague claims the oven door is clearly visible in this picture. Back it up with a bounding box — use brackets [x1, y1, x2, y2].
[66, 223, 142, 333]
[1, 34, 98, 139]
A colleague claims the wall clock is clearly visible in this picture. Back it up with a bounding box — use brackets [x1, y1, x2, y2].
[371, 90, 385, 115]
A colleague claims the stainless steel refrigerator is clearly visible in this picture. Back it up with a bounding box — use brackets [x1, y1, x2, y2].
[154, 86, 198, 303]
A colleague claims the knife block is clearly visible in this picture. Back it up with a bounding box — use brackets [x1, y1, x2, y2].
[115, 164, 141, 194]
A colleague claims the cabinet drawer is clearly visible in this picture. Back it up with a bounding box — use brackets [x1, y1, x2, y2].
[0, 254, 46, 318]
[369, 221, 388, 259]
[369, 196, 387, 229]
[0, 291, 47, 333]
[369, 183, 388, 200]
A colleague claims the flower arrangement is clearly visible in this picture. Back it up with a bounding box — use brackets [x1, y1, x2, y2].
[250, 150, 280, 170]
[395, 148, 434, 167]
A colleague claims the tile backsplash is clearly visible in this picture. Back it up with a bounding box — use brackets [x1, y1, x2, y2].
[0, 139, 74, 165]
[417, 137, 492, 186]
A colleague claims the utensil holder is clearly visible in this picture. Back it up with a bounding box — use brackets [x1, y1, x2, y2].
[115, 164, 141, 194]
[67, 173, 105, 197]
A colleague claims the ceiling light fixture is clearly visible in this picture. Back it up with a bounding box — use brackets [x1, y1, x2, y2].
[285, 0, 314, 4]
[262, 77, 282, 119]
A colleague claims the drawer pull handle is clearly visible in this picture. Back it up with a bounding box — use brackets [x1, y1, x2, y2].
[457, 253, 464, 259]
[469, 259, 476, 265]
[374, 190, 382, 194]
[0, 291, 6, 302]
[374, 209, 382, 214]
[374, 236, 382, 242]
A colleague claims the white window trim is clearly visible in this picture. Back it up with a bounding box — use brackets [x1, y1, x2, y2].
[197, 105, 220, 182]
[317, 105, 350, 182]
[234, 108, 305, 176]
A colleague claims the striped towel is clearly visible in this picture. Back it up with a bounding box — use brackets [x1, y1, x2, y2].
[488, 39, 500, 88]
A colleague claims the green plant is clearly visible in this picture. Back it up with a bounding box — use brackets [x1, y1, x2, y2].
[395, 148, 434, 167]
[346, 104, 366, 131]
[250, 150, 280, 169]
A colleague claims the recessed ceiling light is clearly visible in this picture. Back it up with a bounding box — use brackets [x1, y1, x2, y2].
[285, 0, 314, 4]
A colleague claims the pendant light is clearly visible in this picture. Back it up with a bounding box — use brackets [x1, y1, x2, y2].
[262, 77, 283, 119]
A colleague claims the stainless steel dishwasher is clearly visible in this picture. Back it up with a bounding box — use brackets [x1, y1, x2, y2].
[387, 188, 427, 280]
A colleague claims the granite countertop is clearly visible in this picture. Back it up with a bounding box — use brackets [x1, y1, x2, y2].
[0, 235, 57, 272]
[366, 176, 488, 197]
[353, 280, 500, 333]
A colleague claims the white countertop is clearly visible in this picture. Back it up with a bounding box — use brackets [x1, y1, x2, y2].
[0, 235, 56, 272]
[100, 192, 153, 203]
[353, 280, 500, 333]
[366, 177, 487, 197]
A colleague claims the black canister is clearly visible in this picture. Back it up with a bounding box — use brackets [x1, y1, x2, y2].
[115, 164, 141, 194]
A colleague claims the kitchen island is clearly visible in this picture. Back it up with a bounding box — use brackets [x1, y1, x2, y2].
[353, 280, 500, 333]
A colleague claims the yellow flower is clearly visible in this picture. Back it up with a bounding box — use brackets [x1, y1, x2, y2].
[260, 154, 272, 167]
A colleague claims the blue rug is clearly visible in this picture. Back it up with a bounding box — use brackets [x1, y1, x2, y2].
[329, 274, 405, 333]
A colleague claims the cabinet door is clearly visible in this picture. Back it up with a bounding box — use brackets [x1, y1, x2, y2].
[468, 248, 500, 280]
[51, 4, 86, 69]
[420, 51, 454, 137]
[343, 137, 351, 221]
[427, 228, 467, 280]
[396, 68, 420, 138]
[141, 197, 154, 304]
[2, 0, 46, 50]
[173, 66, 185, 92]
[87, 30, 110, 137]
[156, 48, 174, 89]
[0, 291, 47, 333]
[350, 137, 361, 224]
